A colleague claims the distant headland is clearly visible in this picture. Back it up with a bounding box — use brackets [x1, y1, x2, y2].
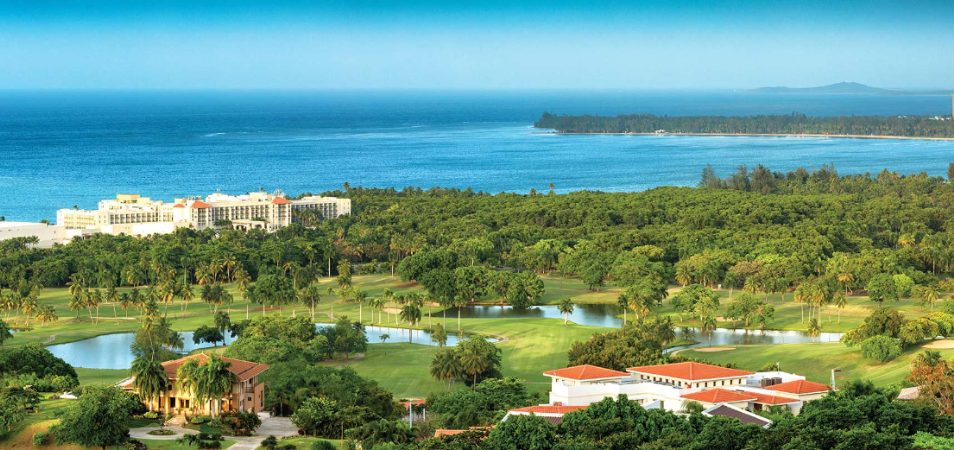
[534, 109, 954, 140]
[750, 82, 952, 96]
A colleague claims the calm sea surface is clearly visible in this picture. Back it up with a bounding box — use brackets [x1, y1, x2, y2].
[1, 90, 952, 221]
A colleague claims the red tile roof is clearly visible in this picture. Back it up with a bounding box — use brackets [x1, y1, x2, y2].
[191, 200, 211, 209]
[509, 405, 588, 415]
[543, 365, 630, 380]
[681, 388, 757, 403]
[766, 380, 830, 395]
[743, 391, 800, 405]
[628, 362, 753, 381]
[161, 354, 268, 382]
[402, 399, 426, 408]
[272, 197, 292, 205]
[173, 203, 185, 208]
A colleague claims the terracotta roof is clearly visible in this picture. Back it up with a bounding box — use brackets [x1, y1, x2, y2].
[161, 354, 268, 382]
[173, 203, 185, 208]
[191, 200, 211, 209]
[742, 391, 800, 405]
[543, 365, 629, 381]
[272, 197, 292, 205]
[703, 404, 772, 428]
[509, 405, 588, 415]
[681, 388, 757, 403]
[402, 399, 426, 407]
[766, 380, 830, 395]
[627, 362, 753, 381]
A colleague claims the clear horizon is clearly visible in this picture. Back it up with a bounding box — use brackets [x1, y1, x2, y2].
[2, 0, 954, 90]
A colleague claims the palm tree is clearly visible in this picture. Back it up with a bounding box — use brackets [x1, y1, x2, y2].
[558, 298, 574, 325]
[832, 292, 847, 323]
[400, 302, 422, 344]
[132, 357, 169, 412]
[379, 333, 390, 343]
[177, 355, 237, 417]
[353, 289, 368, 323]
[119, 293, 133, 318]
[297, 284, 322, 321]
[35, 305, 58, 324]
[431, 323, 448, 347]
[430, 350, 463, 389]
[459, 346, 490, 390]
[807, 318, 822, 341]
[836, 272, 855, 296]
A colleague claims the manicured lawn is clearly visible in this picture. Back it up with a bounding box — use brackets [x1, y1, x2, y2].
[323, 317, 606, 398]
[75, 368, 128, 386]
[679, 341, 954, 387]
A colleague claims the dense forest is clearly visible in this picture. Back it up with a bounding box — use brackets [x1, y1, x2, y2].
[534, 112, 954, 137]
[1, 166, 953, 321]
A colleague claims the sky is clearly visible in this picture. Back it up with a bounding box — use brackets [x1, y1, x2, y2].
[1, 0, 953, 90]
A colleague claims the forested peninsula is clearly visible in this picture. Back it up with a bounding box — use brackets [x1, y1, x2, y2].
[534, 112, 954, 139]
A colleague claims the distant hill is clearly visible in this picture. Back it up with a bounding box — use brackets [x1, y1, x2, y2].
[751, 82, 954, 95]
[751, 82, 897, 95]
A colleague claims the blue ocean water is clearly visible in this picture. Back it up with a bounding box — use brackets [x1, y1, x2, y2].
[1, 90, 952, 222]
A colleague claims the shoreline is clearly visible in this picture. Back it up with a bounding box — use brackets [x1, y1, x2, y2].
[545, 131, 954, 141]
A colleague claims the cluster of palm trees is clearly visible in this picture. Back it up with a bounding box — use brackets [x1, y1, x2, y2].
[0, 285, 57, 325]
[429, 336, 500, 390]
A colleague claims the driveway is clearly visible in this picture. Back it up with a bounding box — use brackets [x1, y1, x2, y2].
[130, 413, 298, 450]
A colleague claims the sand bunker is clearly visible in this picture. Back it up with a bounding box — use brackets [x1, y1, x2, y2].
[693, 347, 736, 353]
[923, 339, 954, 349]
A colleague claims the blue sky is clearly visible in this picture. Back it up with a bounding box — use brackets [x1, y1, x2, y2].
[2, 0, 953, 89]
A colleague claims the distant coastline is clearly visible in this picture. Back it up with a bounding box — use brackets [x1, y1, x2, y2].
[534, 112, 954, 140]
[544, 131, 954, 141]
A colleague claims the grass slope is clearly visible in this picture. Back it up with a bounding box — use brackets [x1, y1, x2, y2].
[680, 342, 954, 387]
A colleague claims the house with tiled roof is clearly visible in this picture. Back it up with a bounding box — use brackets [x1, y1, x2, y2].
[120, 354, 268, 416]
[703, 403, 773, 428]
[535, 361, 831, 423]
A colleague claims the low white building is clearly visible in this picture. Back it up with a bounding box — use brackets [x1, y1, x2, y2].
[512, 362, 833, 425]
[0, 222, 66, 248]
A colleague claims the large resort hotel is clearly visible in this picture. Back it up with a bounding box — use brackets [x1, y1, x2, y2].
[9, 191, 351, 245]
[505, 361, 831, 428]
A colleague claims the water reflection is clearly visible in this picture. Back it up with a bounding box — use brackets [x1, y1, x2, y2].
[450, 304, 843, 348]
[47, 323, 480, 370]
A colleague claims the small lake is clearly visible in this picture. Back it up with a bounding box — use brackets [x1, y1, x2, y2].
[450, 304, 843, 348]
[47, 323, 471, 370]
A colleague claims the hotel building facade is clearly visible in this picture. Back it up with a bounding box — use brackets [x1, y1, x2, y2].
[54, 191, 350, 239]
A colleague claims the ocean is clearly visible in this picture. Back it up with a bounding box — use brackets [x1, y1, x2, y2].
[1, 90, 952, 221]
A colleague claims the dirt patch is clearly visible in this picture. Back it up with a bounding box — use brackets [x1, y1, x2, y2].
[923, 339, 954, 349]
[394, 282, 419, 289]
[693, 347, 736, 353]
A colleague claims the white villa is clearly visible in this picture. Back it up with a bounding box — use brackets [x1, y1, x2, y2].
[503, 362, 832, 427]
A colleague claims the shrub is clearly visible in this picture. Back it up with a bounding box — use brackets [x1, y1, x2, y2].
[143, 411, 159, 419]
[311, 441, 337, 450]
[860, 335, 903, 362]
[31, 431, 49, 446]
[190, 415, 211, 424]
[219, 410, 262, 436]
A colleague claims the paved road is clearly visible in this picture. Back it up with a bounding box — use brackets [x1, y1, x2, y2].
[130, 413, 298, 450]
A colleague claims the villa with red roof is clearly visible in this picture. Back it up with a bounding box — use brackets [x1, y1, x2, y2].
[517, 361, 832, 424]
[120, 354, 268, 416]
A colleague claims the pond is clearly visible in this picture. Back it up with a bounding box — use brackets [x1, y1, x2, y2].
[449, 304, 843, 349]
[47, 323, 475, 370]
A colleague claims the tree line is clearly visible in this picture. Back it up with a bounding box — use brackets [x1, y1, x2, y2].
[535, 112, 954, 138]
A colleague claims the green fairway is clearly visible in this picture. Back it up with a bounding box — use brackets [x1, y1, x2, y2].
[75, 367, 129, 386]
[323, 317, 605, 398]
[679, 341, 954, 388]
